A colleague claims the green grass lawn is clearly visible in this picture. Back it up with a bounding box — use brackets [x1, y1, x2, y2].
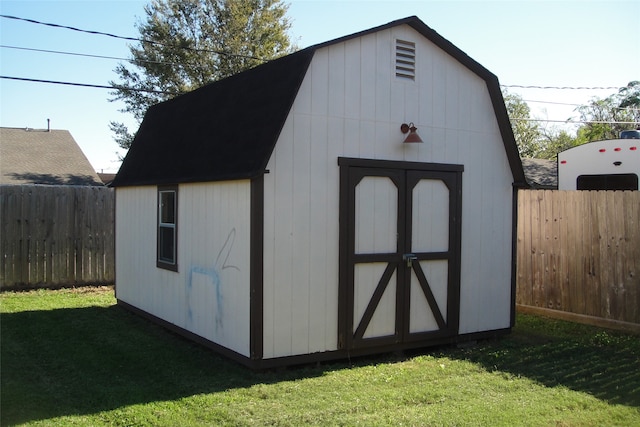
[1, 287, 639, 426]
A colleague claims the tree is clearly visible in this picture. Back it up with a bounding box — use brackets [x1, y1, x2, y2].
[618, 80, 640, 111]
[109, 0, 295, 150]
[503, 90, 544, 157]
[504, 90, 579, 160]
[538, 127, 579, 159]
[575, 80, 640, 142]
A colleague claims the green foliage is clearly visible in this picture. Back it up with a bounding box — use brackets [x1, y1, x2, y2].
[576, 80, 640, 142]
[503, 90, 576, 160]
[108, 121, 135, 155]
[537, 127, 581, 159]
[503, 90, 543, 158]
[505, 81, 639, 160]
[619, 80, 640, 109]
[2, 287, 640, 426]
[109, 0, 295, 150]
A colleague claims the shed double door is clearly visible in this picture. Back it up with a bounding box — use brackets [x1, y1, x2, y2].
[338, 158, 463, 351]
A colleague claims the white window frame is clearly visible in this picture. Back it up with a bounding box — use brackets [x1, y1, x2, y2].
[157, 185, 178, 271]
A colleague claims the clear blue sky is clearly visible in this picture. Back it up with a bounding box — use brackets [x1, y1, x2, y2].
[1, 0, 638, 172]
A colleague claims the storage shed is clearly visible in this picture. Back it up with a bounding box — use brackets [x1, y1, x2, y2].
[112, 16, 527, 368]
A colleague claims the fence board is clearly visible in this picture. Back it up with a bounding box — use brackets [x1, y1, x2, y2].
[0, 185, 115, 289]
[517, 190, 640, 327]
[625, 196, 639, 323]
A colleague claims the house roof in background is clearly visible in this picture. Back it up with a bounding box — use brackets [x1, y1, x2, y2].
[0, 127, 103, 186]
[521, 158, 558, 189]
[112, 16, 526, 188]
[97, 173, 117, 186]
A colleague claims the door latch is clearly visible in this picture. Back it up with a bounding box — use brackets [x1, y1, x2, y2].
[403, 253, 417, 268]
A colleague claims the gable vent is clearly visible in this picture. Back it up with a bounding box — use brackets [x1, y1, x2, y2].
[395, 39, 416, 80]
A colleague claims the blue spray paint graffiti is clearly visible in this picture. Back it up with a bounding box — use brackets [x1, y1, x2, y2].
[187, 228, 240, 331]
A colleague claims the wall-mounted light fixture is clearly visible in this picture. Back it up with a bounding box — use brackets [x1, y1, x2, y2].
[400, 122, 423, 143]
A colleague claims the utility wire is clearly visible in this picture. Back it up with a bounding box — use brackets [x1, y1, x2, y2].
[0, 14, 140, 42]
[2, 14, 632, 93]
[502, 84, 623, 91]
[0, 75, 181, 95]
[0, 14, 266, 62]
[523, 99, 582, 107]
[1, 14, 634, 89]
[0, 44, 196, 69]
[4, 75, 637, 125]
[1, 14, 636, 113]
[2, 44, 137, 62]
[5, 44, 639, 112]
[4, 44, 635, 108]
[523, 98, 640, 112]
[511, 118, 639, 125]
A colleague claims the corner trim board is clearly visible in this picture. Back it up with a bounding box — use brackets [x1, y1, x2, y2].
[250, 175, 265, 360]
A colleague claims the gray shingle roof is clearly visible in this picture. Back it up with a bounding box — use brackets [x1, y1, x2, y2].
[0, 127, 103, 186]
[521, 158, 558, 189]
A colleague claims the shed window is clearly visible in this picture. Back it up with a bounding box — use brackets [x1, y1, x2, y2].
[157, 185, 178, 271]
[396, 39, 416, 80]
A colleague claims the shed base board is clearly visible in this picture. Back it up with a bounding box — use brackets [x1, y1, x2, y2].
[117, 299, 250, 366]
[117, 299, 511, 370]
[516, 304, 640, 335]
[255, 328, 511, 370]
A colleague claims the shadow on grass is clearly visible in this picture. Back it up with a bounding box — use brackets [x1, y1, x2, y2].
[433, 315, 640, 408]
[0, 304, 334, 426]
[2, 305, 639, 425]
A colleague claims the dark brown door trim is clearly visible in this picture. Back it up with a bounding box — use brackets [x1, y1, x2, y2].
[338, 157, 463, 351]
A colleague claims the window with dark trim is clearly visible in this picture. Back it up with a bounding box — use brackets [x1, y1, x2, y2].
[157, 185, 178, 271]
[577, 173, 638, 190]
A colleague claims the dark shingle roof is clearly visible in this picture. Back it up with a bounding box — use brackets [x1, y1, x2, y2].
[0, 127, 103, 186]
[112, 49, 315, 187]
[521, 158, 558, 189]
[113, 16, 526, 188]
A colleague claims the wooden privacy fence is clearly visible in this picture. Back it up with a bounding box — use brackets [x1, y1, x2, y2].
[1, 185, 115, 289]
[516, 190, 640, 332]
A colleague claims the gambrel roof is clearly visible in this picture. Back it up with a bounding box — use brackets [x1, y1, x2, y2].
[0, 127, 103, 186]
[112, 16, 526, 188]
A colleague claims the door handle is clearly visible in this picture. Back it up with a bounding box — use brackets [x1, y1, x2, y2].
[403, 253, 417, 268]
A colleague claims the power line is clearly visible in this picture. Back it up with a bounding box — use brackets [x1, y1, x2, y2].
[0, 14, 140, 42]
[4, 74, 636, 124]
[0, 75, 181, 95]
[523, 99, 582, 107]
[511, 117, 639, 125]
[502, 84, 622, 91]
[4, 45, 632, 104]
[523, 98, 640, 112]
[5, 44, 638, 111]
[2, 14, 631, 94]
[1, 44, 132, 62]
[0, 44, 196, 69]
[0, 14, 266, 62]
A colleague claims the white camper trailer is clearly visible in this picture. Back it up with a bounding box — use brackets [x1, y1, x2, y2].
[558, 132, 639, 191]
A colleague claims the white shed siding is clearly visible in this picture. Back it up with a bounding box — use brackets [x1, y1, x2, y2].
[116, 186, 157, 308]
[116, 181, 251, 356]
[262, 25, 514, 358]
